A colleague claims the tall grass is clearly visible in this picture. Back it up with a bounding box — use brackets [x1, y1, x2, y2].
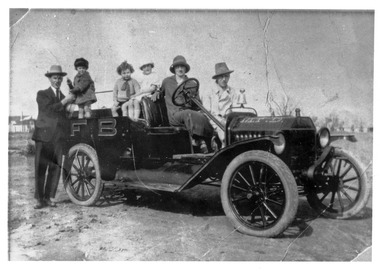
[8, 132, 35, 155]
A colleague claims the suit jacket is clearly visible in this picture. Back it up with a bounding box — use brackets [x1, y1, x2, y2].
[32, 87, 67, 143]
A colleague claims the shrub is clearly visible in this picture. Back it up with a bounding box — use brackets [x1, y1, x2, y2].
[24, 139, 35, 155]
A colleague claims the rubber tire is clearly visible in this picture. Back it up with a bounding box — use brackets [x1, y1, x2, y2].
[221, 150, 299, 237]
[65, 143, 104, 206]
[307, 148, 371, 219]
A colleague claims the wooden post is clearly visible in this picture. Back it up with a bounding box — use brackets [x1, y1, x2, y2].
[21, 112, 23, 132]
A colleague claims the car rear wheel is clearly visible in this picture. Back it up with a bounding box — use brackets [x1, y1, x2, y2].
[307, 148, 371, 219]
[221, 150, 298, 237]
[65, 143, 103, 206]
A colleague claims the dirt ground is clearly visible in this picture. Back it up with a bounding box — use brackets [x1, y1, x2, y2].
[8, 133, 372, 261]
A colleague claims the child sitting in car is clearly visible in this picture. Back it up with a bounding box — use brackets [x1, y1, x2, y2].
[137, 61, 160, 96]
[111, 61, 141, 119]
[66, 57, 97, 119]
[133, 61, 161, 118]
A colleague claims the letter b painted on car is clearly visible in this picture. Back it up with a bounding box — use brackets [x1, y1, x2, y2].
[98, 118, 117, 136]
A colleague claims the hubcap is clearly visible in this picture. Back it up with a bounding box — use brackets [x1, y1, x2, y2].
[69, 151, 96, 200]
[229, 161, 286, 229]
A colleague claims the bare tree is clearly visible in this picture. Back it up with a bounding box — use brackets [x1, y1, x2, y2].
[276, 96, 299, 116]
[310, 115, 318, 123]
[259, 12, 299, 117]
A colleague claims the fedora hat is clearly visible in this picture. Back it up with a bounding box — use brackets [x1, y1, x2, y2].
[45, 65, 67, 77]
[140, 61, 155, 70]
[212, 62, 234, 79]
[74, 57, 89, 69]
[169, 55, 190, 74]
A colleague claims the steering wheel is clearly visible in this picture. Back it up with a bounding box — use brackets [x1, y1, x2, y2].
[172, 78, 200, 106]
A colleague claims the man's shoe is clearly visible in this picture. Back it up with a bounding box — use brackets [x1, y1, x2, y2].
[34, 200, 44, 209]
[44, 199, 57, 207]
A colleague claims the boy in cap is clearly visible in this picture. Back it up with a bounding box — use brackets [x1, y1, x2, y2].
[67, 57, 97, 119]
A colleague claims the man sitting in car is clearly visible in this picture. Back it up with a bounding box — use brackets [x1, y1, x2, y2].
[203, 62, 237, 147]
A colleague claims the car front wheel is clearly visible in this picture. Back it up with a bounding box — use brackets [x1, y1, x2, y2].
[221, 150, 298, 237]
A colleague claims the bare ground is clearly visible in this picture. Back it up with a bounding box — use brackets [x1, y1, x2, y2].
[8, 133, 372, 261]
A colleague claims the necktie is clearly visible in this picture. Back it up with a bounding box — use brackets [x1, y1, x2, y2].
[121, 80, 131, 98]
[56, 88, 60, 100]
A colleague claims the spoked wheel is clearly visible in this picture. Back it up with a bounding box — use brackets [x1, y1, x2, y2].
[221, 151, 298, 237]
[307, 148, 371, 219]
[65, 143, 103, 206]
[172, 78, 199, 106]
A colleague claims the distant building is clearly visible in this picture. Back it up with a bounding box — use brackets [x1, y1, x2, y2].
[9, 116, 35, 133]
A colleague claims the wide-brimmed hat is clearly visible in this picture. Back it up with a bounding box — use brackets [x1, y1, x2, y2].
[169, 55, 190, 74]
[140, 61, 154, 70]
[45, 65, 67, 77]
[74, 58, 89, 69]
[212, 62, 234, 79]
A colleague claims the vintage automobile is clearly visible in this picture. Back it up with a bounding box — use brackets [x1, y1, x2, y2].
[62, 78, 371, 237]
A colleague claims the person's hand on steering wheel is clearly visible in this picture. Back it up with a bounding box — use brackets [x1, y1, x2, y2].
[172, 78, 200, 107]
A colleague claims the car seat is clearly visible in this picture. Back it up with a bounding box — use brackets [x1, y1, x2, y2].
[140, 96, 170, 127]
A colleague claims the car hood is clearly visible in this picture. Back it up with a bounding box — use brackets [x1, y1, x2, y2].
[229, 116, 316, 132]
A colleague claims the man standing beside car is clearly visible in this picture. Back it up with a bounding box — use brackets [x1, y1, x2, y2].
[32, 65, 75, 209]
[204, 62, 237, 147]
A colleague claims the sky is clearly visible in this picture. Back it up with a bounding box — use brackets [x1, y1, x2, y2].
[9, 8, 374, 127]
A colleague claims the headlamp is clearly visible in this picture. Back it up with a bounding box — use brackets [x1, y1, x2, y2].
[317, 127, 330, 148]
[273, 132, 286, 155]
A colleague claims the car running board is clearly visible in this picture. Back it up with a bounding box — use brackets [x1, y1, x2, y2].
[172, 153, 214, 159]
[117, 181, 183, 192]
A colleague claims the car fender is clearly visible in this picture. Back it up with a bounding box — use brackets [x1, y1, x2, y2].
[330, 133, 357, 142]
[177, 136, 278, 191]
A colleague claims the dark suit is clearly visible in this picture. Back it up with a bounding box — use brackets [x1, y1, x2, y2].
[32, 87, 67, 200]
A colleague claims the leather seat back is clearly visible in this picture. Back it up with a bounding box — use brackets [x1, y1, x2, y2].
[141, 96, 170, 127]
